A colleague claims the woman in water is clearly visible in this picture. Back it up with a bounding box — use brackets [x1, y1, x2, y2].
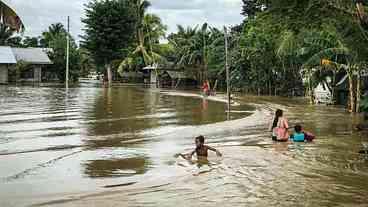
[269, 109, 289, 142]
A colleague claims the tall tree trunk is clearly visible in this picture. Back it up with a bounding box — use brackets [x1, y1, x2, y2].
[348, 72, 356, 113]
[357, 73, 361, 113]
[138, 28, 148, 65]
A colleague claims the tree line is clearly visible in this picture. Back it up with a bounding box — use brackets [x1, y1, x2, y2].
[81, 0, 368, 113]
[1, 0, 367, 113]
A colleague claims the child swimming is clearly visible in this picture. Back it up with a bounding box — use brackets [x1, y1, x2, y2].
[180, 135, 222, 159]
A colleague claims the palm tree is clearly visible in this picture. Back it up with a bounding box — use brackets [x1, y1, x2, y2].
[169, 23, 218, 84]
[40, 23, 66, 47]
[131, 0, 151, 65]
[119, 1, 167, 74]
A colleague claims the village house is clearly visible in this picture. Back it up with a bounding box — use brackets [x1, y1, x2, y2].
[143, 64, 197, 88]
[0, 46, 16, 84]
[0, 46, 52, 84]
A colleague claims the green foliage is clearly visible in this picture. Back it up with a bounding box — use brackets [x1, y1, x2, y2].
[42, 23, 81, 82]
[22, 36, 39, 47]
[168, 23, 226, 83]
[119, 1, 167, 74]
[224, 0, 368, 96]
[361, 93, 368, 112]
[13, 60, 31, 80]
[81, 0, 138, 69]
[40, 23, 66, 48]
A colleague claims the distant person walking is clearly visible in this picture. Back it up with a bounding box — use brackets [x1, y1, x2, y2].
[269, 109, 289, 142]
[202, 80, 210, 96]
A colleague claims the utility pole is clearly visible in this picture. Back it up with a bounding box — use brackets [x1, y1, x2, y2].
[224, 26, 231, 118]
[66, 16, 70, 89]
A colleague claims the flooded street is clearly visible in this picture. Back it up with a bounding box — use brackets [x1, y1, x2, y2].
[0, 85, 367, 207]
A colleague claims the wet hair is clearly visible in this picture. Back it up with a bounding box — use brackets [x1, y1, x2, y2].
[272, 109, 283, 129]
[294, 125, 302, 133]
[195, 135, 205, 144]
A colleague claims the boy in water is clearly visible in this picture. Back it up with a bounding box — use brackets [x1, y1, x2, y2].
[181, 135, 222, 159]
[191, 135, 222, 158]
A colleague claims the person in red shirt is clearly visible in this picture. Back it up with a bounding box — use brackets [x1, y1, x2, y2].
[202, 80, 210, 96]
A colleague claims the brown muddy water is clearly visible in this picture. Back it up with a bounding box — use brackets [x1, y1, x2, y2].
[0, 85, 367, 207]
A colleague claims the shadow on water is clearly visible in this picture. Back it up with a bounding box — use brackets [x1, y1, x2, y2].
[83, 157, 151, 178]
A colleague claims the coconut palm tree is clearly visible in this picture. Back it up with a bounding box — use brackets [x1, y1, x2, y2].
[169, 23, 219, 84]
[40, 23, 66, 47]
[119, 1, 167, 73]
[130, 0, 151, 65]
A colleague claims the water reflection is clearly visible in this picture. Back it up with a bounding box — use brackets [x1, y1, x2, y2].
[84, 157, 150, 178]
[80, 87, 253, 180]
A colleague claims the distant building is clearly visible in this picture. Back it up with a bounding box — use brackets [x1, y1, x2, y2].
[0, 46, 52, 84]
[143, 64, 197, 88]
[0, 46, 16, 84]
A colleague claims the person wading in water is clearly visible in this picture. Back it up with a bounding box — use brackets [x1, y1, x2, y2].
[269, 109, 290, 142]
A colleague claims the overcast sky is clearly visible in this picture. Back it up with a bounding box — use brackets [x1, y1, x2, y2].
[4, 0, 243, 41]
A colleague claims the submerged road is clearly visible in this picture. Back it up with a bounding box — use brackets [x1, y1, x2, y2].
[0, 85, 367, 207]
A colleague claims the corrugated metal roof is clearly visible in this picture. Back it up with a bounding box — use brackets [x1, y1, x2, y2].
[0, 46, 16, 64]
[12, 48, 52, 64]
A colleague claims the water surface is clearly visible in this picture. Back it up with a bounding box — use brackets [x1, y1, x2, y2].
[0, 85, 367, 207]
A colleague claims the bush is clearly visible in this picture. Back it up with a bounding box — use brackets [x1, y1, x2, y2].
[361, 93, 368, 113]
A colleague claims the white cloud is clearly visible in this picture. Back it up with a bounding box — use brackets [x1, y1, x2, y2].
[3, 0, 243, 40]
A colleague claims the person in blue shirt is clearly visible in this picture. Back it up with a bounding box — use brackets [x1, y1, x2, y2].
[290, 125, 305, 142]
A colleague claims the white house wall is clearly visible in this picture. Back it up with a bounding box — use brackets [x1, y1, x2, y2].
[0, 65, 8, 84]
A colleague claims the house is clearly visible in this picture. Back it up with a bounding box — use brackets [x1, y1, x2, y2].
[143, 64, 197, 88]
[0, 46, 52, 84]
[142, 64, 159, 84]
[0, 46, 16, 84]
[12, 48, 52, 82]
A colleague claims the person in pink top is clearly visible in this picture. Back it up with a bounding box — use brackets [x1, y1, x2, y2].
[269, 109, 289, 142]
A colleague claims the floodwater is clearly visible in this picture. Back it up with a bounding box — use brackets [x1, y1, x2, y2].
[0, 85, 367, 207]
